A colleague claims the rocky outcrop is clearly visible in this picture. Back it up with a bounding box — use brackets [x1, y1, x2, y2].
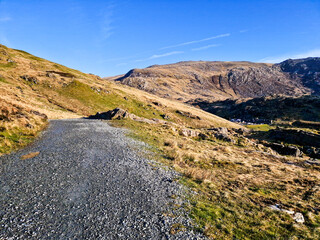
[209, 127, 235, 143]
[266, 129, 320, 148]
[227, 65, 308, 97]
[191, 95, 320, 122]
[279, 57, 320, 95]
[179, 128, 199, 137]
[90, 108, 131, 120]
[265, 143, 302, 157]
[20, 75, 39, 85]
[89, 108, 168, 125]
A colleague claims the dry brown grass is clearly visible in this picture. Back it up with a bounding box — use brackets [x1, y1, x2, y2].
[113, 119, 320, 239]
[21, 151, 40, 160]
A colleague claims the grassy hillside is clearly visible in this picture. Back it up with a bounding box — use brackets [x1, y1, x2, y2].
[0, 44, 239, 155]
[1, 44, 320, 239]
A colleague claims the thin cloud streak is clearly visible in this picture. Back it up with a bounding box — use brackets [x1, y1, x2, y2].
[0, 16, 11, 22]
[239, 29, 249, 33]
[99, 3, 116, 41]
[192, 44, 220, 51]
[135, 51, 184, 62]
[161, 33, 230, 50]
[260, 49, 320, 63]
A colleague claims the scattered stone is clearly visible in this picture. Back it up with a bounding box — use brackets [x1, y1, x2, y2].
[198, 133, 209, 140]
[212, 127, 234, 143]
[303, 147, 320, 159]
[282, 209, 295, 215]
[161, 114, 170, 120]
[25, 123, 34, 128]
[30, 110, 48, 119]
[46, 72, 56, 78]
[179, 129, 199, 137]
[46, 70, 75, 78]
[269, 204, 281, 211]
[305, 159, 320, 166]
[175, 110, 201, 120]
[20, 75, 39, 85]
[269, 204, 295, 215]
[293, 212, 305, 223]
[152, 101, 162, 106]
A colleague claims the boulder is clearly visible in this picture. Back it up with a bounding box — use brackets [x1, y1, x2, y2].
[89, 108, 131, 120]
[266, 143, 302, 157]
[293, 212, 305, 223]
[20, 75, 39, 85]
[303, 147, 320, 159]
[212, 127, 234, 143]
[305, 159, 320, 166]
[179, 128, 199, 137]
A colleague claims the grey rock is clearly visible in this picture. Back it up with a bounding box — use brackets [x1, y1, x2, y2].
[265, 143, 302, 157]
[293, 212, 305, 223]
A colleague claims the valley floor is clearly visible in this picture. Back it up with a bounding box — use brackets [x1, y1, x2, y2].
[0, 119, 205, 239]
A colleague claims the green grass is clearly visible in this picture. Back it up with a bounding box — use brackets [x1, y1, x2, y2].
[0, 62, 16, 69]
[57, 80, 165, 118]
[0, 125, 46, 155]
[14, 49, 46, 62]
[111, 118, 320, 239]
[0, 76, 8, 83]
[181, 176, 317, 240]
[245, 124, 275, 131]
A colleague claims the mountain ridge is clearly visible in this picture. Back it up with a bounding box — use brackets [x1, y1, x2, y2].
[114, 58, 320, 102]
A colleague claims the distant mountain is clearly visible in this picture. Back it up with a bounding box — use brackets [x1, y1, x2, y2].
[189, 95, 320, 122]
[115, 58, 320, 102]
[279, 57, 320, 95]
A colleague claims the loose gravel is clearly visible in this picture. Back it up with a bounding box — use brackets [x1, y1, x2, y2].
[0, 119, 206, 239]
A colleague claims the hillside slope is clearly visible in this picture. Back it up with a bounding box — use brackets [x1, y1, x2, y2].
[114, 58, 320, 102]
[0, 44, 240, 154]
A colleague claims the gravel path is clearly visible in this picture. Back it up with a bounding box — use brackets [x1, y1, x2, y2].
[0, 119, 206, 239]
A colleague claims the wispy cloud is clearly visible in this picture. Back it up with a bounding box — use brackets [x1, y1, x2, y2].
[98, 3, 115, 40]
[150, 51, 184, 59]
[0, 16, 11, 22]
[239, 29, 249, 33]
[135, 51, 184, 62]
[192, 44, 220, 51]
[161, 33, 230, 50]
[260, 49, 320, 63]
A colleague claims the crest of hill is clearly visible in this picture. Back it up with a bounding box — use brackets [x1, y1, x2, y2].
[0, 44, 240, 130]
[115, 59, 320, 102]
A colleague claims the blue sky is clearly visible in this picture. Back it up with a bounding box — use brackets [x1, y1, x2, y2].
[0, 0, 320, 76]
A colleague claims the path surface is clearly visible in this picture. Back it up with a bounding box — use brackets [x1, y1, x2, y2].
[0, 119, 205, 239]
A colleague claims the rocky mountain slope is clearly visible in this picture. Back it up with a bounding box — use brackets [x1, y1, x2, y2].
[115, 58, 320, 102]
